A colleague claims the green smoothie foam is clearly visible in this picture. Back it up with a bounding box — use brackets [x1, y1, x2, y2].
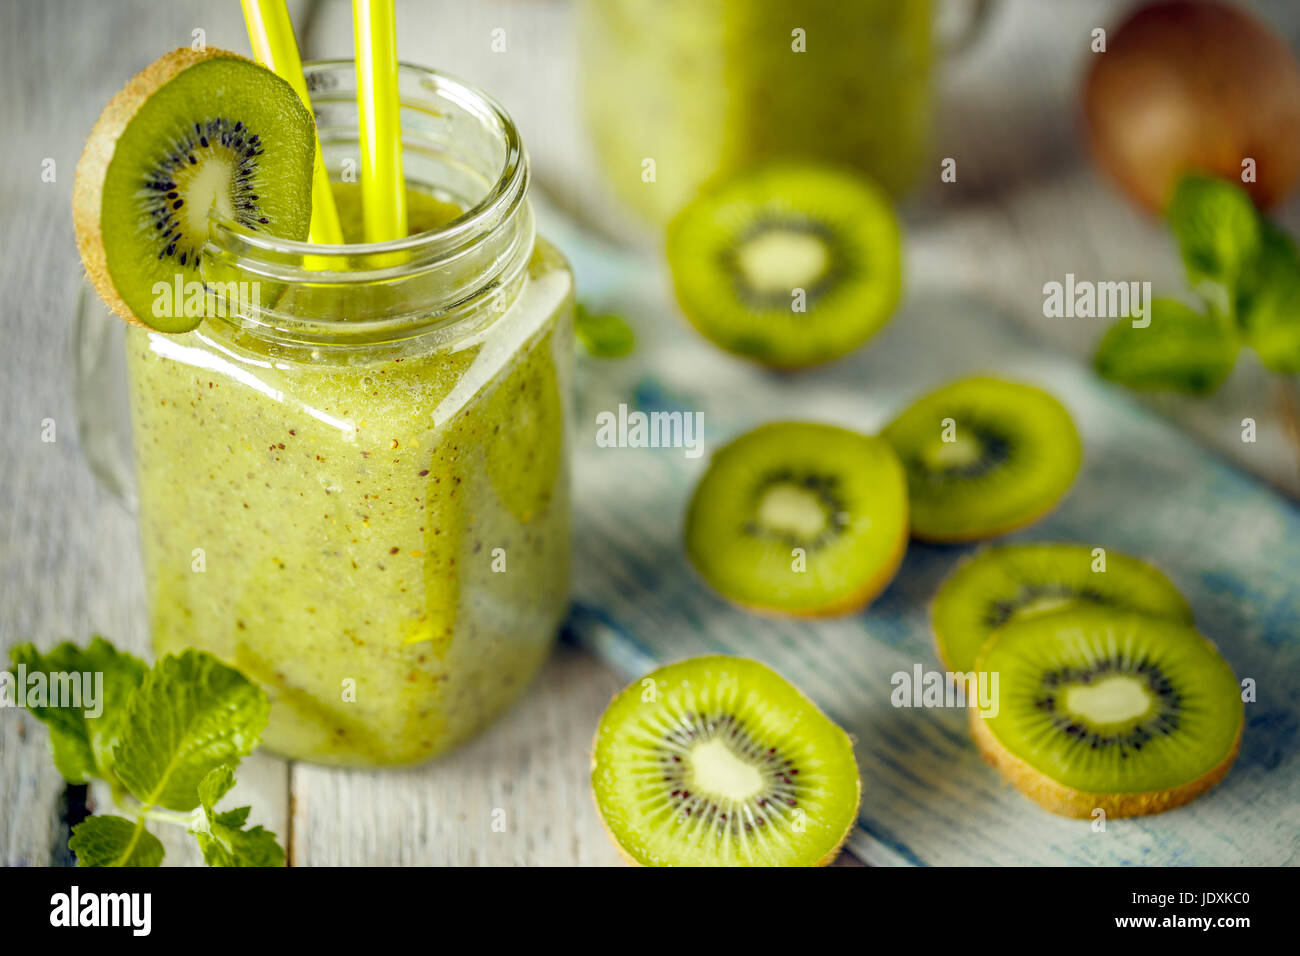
[126, 183, 574, 765]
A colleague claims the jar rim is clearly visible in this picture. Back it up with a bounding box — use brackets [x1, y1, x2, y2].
[196, 59, 537, 348]
[205, 59, 528, 265]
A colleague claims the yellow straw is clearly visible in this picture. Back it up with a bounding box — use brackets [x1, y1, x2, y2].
[241, 0, 343, 245]
[353, 0, 408, 242]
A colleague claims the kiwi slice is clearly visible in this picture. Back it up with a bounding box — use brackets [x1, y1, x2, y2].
[665, 164, 901, 368]
[932, 543, 1193, 672]
[591, 656, 860, 866]
[882, 376, 1082, 542]
[684, 422, 908, 616]
[74, 48, 316, 333]
[971, 608, 1243, 818]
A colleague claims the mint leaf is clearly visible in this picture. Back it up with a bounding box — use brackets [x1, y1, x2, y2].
[197, 817, 284, 868]
[197, 764, 237, 809]
[576, 304, 636, 358]
[113, 650, 269, 812]
[193, 767, 285, 867]
[1167, 174, 1261, 297]
[1095, 298, 1239, 395]
[1237, 223, 1300, 374]
[48, 732, 97, 784]
[7, 638, 147, 784]
[69, 815, 164, 867]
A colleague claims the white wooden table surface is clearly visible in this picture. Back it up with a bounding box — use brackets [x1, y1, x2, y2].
[3, 0, 1298, 866]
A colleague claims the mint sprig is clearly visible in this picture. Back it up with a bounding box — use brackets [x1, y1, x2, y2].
[8, 639, 283, 867]
[1095, 173, 1300, 394]
[193, 767, 286, 867]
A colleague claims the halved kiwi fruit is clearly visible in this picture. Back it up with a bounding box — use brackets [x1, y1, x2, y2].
[882, 376, 1082, 542]
[665, 164, 901, 368]
[74, 48, 316, 332]
[971, 607, 1242, 818]
[932, 543, 1193, 672]
[684, 422, 908, 616]
[591, 656, 860, 866]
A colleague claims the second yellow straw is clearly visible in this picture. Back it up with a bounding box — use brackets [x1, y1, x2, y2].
[241, 0, 343, 245]
[353, 0, 408, 242]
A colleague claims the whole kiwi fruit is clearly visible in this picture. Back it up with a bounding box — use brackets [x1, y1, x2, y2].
[1083, 0, 1300, 214]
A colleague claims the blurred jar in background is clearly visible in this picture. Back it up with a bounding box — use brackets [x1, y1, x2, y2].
[578, 0, 986, 225]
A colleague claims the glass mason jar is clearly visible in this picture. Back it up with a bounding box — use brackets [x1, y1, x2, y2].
[577, 0, 992, 225]
[76, 62, 574, 767]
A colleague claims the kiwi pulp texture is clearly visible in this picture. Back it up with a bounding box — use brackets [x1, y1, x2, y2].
[972, 607, 1242, 818]
[882, 376, 1082, 542]
[932, 543, 1194, 672]
[591, 656, 860, 866]
[684, 422, 908, 616]
[74, 48, 316, 332]
[666, 164, 901, 368]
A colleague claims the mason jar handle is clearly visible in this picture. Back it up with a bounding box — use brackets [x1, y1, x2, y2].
[941, 0, 997, 58]
[73, 283, 138, 511]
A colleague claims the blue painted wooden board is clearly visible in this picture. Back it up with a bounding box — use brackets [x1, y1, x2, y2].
[541, 208, 1300, 866]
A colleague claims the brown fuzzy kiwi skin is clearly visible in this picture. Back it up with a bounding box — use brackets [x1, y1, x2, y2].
[73, 47, 252, 330]
[1083, 0, 1300, 214]
[588, 677, 861, 867]
[968, 697, 1242, 819]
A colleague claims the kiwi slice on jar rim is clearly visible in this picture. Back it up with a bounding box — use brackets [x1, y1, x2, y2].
[932, 543, 1194, 673]
[666, 163, 901, 368]
[684, 422, 909, 616]
[970, 607, 1243, 819]
[882, 376, 1082, 542]
[73, 48, 316, 333]
[591, 656, 860, 866]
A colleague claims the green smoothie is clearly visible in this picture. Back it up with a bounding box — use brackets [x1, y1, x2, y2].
[126, 183, 574, 765]
[579, 0, 934, 223]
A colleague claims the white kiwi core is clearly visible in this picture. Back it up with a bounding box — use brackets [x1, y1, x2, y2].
[1063, 675, 1154, 726]
[736, 229, 830, 295]
[688, 738, 764, 801]
[1016, 596, 1075, 618]
[173, 153, 239, 246]
[757, 482, 828, 540]
[922, 435, 983, 470]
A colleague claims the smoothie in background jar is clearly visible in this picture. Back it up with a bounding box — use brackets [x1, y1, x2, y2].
[123, 65, 574, 767]
[578, 0, 935, 224]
